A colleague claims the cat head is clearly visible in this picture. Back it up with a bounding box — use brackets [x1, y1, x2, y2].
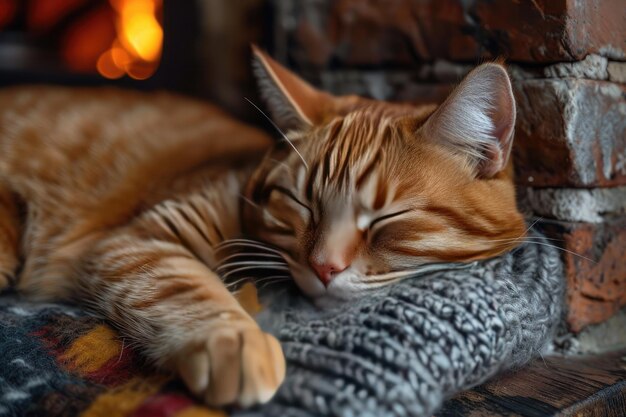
[243, 46, 525, 305]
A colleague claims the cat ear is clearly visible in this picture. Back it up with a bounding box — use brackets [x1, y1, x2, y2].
[251, 45, 334, 130]
[421, 63, 516, 178]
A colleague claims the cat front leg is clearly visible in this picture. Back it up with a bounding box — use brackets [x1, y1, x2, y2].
[81, 233, 285, 407]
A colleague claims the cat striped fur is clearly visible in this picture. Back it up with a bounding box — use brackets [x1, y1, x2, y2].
[0, 47, 524, 407]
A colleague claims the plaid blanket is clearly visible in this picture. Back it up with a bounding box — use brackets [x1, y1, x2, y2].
[0, 296, 224, 417]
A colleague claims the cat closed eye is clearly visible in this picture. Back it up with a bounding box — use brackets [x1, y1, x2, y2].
[268, 186, 314, 215]
[368, 209, 412, 229]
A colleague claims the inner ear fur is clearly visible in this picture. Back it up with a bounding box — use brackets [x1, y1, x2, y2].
[251, 45, 336, 130]
[421, 63, 516, 178]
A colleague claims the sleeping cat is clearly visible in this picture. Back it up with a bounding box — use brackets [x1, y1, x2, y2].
[0, 46, 525, 407]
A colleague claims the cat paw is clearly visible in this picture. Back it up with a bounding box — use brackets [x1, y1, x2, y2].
[176, 323, 285, 407]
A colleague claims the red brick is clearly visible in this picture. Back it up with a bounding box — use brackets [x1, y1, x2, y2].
[517, 187, 626, 223]
[513, 79, 626, 188]
[537, 216, 626, 333]
[274, 0, 626, 68]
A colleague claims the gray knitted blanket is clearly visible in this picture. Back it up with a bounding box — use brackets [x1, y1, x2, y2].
[237, 233, 564, 417]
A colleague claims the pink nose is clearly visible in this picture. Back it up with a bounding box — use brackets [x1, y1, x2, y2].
[309, 257, 350, 287]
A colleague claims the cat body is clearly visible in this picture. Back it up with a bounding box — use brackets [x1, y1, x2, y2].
[0, 86, 270, 299]
[0, 86, 280, 406]
[0, 48, 525, 406]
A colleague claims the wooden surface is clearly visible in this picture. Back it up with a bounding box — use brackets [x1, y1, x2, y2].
[437, 351, 626, 416]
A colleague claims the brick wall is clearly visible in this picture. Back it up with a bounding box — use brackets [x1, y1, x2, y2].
[267, 0, 626, 333]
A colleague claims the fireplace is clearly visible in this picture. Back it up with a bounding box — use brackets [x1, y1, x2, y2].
[0, 0, 200, 93]
[0, 0, 272, 122]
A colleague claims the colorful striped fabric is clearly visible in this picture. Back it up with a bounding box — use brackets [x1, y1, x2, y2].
[0, 295, 225, 417]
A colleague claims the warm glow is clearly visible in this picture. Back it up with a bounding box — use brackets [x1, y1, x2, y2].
[63, 7, 116, 72]
[28, 0, 87, 30]
[97, 0, 163, 80]
[0, 0, 17, 29]
[97, 49, 125, 79]
[110, 43, 132, 69]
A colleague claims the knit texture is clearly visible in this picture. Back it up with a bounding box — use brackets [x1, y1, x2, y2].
[0, 233, 563, 417]
[239, 232, 565, 417]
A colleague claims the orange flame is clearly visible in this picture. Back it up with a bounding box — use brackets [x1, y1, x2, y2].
[97, 0, 162, 80]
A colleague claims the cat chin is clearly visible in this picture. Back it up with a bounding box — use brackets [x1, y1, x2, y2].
[290, 276, 360, 309]
[308, 276, 365, 309]
[312, 294, 351, 309]
[311, 285, 365, 309]
[290, 269, 327, 299]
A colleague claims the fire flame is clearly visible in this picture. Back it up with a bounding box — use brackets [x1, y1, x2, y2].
[97, 0, 163, 80]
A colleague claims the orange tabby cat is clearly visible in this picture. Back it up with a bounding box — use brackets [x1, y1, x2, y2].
[0, 46, 525, 406]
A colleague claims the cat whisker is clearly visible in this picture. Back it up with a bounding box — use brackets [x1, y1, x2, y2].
[227, 237, 282, 245]
[221, 265, 290, 280]
[482, 218, 546, 244]
[216, 237, 261, 247]
[363, 262, 470, 284]
[361, 277, 406, 287]
[215, 243, 285, 258]
[523, 217, 542, 234]
[488, 239, 597, 264]
[244, 97, 309, 171]
[364, 270, 428, 283]
[254, 275, 291, 287]
[482, 218, 546, 246]
[216, 237, 278, 248]
[225, 275, 290, 290]
[524, 241, 596, 263]
[254, 275, 290, 283]
[484, 236, 564, 243]
[218, 252, 283, 265]
[239, 194, 260, 209]
[473, 218, 561, 248]
[217, 260, 288, 272]
[258, 278, 291, 290]
[216, 240, 286, 257]
[224, 277, 254, 289]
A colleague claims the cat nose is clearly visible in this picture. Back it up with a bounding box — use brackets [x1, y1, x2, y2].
[309, 256, 350, 287]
